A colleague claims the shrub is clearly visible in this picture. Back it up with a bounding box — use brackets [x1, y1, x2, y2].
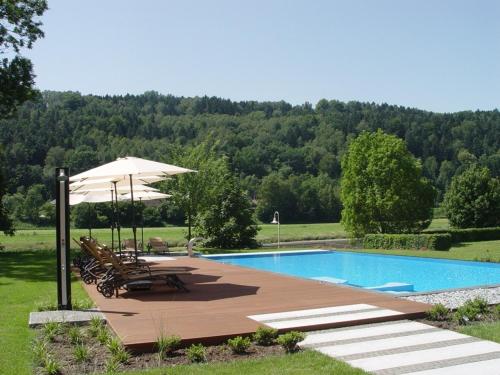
[444, 165, 500, 228]
[253, 327, 278, 346]
[426, 304, 450, 321]
[469, 297, 489, 314]
[186, 343, 206, 363]
[155, 334, 181, 359]
[425, 227, 500, 243]
[494, 305, 500, 319]
[68, 326, 84, 345]
[276, 331, 306, 353]
[227, 336, 251, 354]
[363, 233, 452, 251]
[73, 344, 90, 363]
[453, 298, 489, 325]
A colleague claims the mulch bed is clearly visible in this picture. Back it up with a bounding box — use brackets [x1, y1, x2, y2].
[33, 325, 287, 375]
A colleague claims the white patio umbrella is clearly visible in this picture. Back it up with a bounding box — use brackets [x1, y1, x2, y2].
[67, 191, 120, 238]
[70, 157, 194, 261]
[71, 184, 161, 252]
[69, 175, 167, 192]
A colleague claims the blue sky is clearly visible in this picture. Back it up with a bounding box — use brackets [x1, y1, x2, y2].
[25, 0, 500, 112]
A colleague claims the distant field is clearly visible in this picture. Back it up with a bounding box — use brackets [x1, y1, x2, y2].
[0, 219, 450, 251]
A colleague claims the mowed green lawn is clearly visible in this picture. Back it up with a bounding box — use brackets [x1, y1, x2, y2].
[0, 218, 450, 251]
[349, 240, 500, 262]
[0, 249, 368, 375]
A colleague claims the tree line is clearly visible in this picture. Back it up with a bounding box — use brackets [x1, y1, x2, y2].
[0, 91, 499, 227]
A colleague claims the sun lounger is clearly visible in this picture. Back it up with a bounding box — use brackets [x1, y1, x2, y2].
[148, 237, 170, 254]
[78, 237, 191, 298]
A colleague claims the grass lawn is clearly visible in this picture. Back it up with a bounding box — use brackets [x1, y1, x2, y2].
[458, 322, 500, 344]
[115, 350, 368, 375]
[0, 219, 450, 251]
[0, 249, 368, 375]
[346, 240, 500, 262]
[0, 250, 91, 375]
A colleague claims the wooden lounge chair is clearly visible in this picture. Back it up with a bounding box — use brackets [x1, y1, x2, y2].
[122, 238, 143, 253]
[98, 248, 191, 297]
[78, 237, 190, 297]
[148, 237, 170, 254]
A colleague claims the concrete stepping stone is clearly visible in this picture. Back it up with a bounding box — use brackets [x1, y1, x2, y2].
[300, 320, 500, 375]
[29, 309, 105, 327]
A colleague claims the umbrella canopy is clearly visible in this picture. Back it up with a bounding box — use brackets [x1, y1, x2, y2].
[72, 184, 160, 194]
[70, 156, 195, 182]
[70, 156, 194, 261]
[70, 175, 167, 192]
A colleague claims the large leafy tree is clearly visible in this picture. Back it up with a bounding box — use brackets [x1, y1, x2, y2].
[195, 176, 259, 249]
[444, 165, 500, 228]
[1, 0, 47, 116]
[340, 130, 435, 237]
[163, 143, 229, 240]
[0, 0, 47, 235]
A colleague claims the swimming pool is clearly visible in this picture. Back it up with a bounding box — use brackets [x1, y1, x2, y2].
[204, 250, 500, 293]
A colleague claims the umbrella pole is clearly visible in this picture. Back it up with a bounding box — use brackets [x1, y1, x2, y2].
[140, 197, 144, 252]
[113, 182, 122, 257]
[88, 203, 92, 238]
[129, 174, 138, 264]
[110, 189, 115, 251]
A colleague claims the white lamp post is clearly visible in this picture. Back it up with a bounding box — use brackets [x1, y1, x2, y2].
[271, 211, 280, 248]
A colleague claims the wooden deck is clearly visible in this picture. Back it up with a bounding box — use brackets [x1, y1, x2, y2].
[82, 256, 430, 352]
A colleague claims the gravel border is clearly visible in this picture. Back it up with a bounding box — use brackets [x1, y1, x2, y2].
[400, 286, 500, 309]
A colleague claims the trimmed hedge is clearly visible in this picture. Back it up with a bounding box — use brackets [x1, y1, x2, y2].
[424, 227, 500, 243]
[363, 233, 452, 251]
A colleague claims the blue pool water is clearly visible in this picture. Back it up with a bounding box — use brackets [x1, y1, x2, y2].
[204, 250, 500, 293]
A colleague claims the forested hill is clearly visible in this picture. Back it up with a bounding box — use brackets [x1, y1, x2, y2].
[1, 91, 499, 208]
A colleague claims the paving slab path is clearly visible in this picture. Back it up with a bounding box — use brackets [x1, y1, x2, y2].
[300, 320, 500, 375]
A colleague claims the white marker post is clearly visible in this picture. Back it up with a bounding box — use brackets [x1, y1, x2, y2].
[56, 167, 72, 310]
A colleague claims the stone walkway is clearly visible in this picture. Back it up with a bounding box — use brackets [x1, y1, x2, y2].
[299, 320, 500, 374]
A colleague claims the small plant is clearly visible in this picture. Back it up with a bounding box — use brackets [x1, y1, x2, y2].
[155, 334, 181, 360]
[68, 326, 84, 345]
[105, 358, 120, 374]
[253, 326, 278, 346]
[97, 327, 110, 345]
[32, 339, 48, 366]
[73, 344, 90, 363]
[113, 347, 130, 364]
[186, 343, 206, 363]
[42, 355, 61, 375]
[469, 297, 489, 314]
[73, 299, 94, 310]
[35, 300, 58, 312]
[454, 298, 490, 324]
[107, 337, 122, 355]
[426, 303, 450, 321]
[494, 304, 500, 319]
[227, 336, 251, 354]
[454, 304, 479, 324]
[276, 331, 306, 353]
[88, 316, 104, 337]
[43, 321, 62, 342]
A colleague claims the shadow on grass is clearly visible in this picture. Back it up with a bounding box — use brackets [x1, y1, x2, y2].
[0, 249, 58, 283]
